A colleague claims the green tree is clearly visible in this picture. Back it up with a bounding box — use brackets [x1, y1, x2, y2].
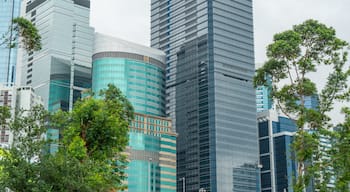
[1, 17, 41, 52]
[0, 84, 133, 191]
[0, 105, 51, 192]
[254, 19, 349, 191]
[45, 84, 133, 191]
[331, 108, 350, 191]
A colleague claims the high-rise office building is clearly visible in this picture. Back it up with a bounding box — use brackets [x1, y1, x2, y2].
[151, 0, 258, 191]
[0, 0, 21, 85]
[19, 0, 93, 153]
[258, 110, 297, 192]
[19, 0, 93, 112]
[258, 95, 334, 192]
[92, 33, 176, 192]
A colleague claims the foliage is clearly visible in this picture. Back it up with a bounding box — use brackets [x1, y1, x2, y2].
[0, 84, 133, 191]
[0, 105, 50, 192]
[54, 83, 133, 190]
[331, 108, 350, 191]
[254, 19, 349, 191]
[0, 17, 41, 52]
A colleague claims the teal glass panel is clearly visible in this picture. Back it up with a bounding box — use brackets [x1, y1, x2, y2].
[126, 160, 161, 192]
[48, 79, 70, 112]
[129, 132, 160, 152]
[92, 58, 165, 116]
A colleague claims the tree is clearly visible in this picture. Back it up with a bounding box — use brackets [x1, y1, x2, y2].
[49, 84, 133, 191]
[0, 105, 51, 192]
[254, 19, 349, 191]
[1, 17, 41, 52]
[331, 108, 350, 191]
[0, 84, 133, 191]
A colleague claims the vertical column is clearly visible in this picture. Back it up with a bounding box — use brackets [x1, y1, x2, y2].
[69, 23, 76, 111]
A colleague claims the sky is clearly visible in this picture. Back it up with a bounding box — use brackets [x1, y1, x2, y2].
[90, 0, 350, 123]
[90, 0, 350, 65]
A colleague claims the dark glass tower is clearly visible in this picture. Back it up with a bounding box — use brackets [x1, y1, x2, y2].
[151, 0, 259, 191]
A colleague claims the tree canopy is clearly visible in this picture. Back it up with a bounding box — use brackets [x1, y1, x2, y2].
[255, 19, 349, 192]
[0, 84, 133, 192]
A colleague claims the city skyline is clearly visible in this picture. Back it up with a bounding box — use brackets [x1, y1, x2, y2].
[1, 1, 349, 191]
[90, 0, 350, 66]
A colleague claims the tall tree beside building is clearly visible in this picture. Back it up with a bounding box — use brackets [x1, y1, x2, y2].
[254, 19, 349, 191]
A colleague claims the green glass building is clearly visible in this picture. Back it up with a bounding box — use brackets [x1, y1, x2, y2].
[127, 113, 176, 192]
[92, 33, 176, 192]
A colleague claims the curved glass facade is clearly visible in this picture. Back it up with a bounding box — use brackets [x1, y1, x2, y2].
[92, 57, 165, 116]
[92, 34, 174, 192]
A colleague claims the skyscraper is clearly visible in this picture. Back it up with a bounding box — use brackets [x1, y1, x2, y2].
[151, 0, 259, 191]
[18, 0, 93, 153]
[19, 0, 93, 112]
[92, 33, 176, 192]
[0, 0, 21, 85]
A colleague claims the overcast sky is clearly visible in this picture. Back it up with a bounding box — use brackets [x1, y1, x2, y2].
[90, 0, 350, 65]
[90, 0, 350, 123]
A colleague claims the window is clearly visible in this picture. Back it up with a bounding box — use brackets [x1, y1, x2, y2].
[259, 139, 270, 154]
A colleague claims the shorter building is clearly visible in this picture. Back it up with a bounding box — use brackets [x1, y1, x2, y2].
[126, 113, 176, 192]
[0, 84, 43, 148]
[256, 74, 273, 112]
[258, 109, 334, 191]
[258, 110, 297, 192]
[92, 33, 176, 191]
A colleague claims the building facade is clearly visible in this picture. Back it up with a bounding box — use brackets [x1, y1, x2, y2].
[256, 74, 272, 112]
[0, 84, 43, 148]
[257, 94, 334, 192]
[0, 84, 15, 148]
[127, 113, 176, 192]
[92, 33, 166, 117]
[151, 0, 259, 191]
[257, 110, 297, 192]
[0, 0, 21, 85]
[19, 0, 93, 112]
[92, 33, 176, 192]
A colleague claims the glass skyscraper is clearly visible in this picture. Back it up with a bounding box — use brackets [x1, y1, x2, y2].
[93, 33, 176, 192]
[151, 0, 259, 191]
[20, 0, 93, 112]
[20, 0, 93, 153]
[0, 0, 21, 85]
